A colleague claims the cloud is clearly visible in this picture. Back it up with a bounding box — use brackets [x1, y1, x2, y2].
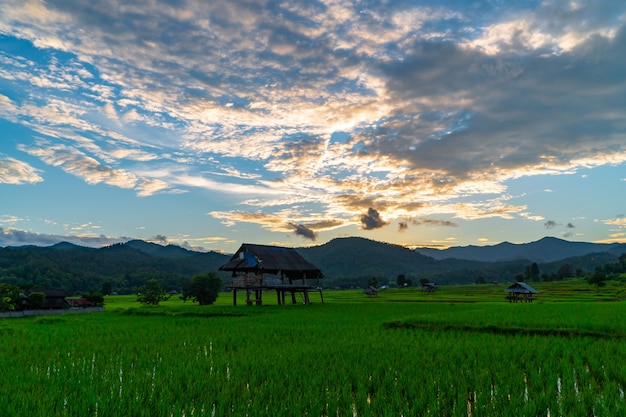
[398, 221, 408, 232]
[149, 234, 168, 244]
[411, 218, 458, 228]
[544, 220, 558, 229]
[566, 222, 575, 228]
[0, 157, 43, 184]
[288, 223, 317, 241]
[0, 226, 126, 248]
[1, 0, 626, 235]
[360, 208, 388, 230]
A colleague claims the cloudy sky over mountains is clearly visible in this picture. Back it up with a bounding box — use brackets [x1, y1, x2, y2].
[1, 0, 625, 252]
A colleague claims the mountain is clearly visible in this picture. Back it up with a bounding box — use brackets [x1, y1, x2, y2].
[414, 237, 626, 263]
[109, 240, 198, 259]
[0, 236, 623, 293]
[299, 236, 440, 278]
[0, 241, 230, 294]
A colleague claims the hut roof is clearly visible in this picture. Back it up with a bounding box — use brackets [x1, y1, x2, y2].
[504, 282, 538, 294]
[219, 243, 323, 280]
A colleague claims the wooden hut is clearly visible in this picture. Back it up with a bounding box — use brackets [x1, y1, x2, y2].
[364, 286, 378, 297]
[23, 289, 69, 309]
[504, 282, 538, 303]
[219, 243, 324, 306]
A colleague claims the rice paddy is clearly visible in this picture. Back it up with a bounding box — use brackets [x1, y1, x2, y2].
[1, 280, 625, 416]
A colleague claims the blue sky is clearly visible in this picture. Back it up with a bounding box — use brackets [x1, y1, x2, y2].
[1, 0, 625, 253]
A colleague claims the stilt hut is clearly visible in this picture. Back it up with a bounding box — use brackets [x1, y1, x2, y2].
[220, 243, 324, 306]
[504, 282, 538, 303]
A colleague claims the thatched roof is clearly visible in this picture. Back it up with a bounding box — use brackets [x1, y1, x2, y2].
[219, 243, 323, 280]
[504, 282, 538, 294]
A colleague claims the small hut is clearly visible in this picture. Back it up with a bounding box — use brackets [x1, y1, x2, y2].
[220, 243, 324, 306]
[364, 286, 378, 297]
[504, 282, 538, 303]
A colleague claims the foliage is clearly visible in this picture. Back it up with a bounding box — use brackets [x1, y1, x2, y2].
[137, 279, 169, 305]
[82, 291, 105, 306]
[586, 268, 608, 292]
[27, 291, 46, 309]
[0, 243, 229, 295]
[100, 281, 112, 295]
[0, 240, 624, 295]
[181, 273, 222, 305]
[366, 276, 378, 288]
[0, 283, 22, 312]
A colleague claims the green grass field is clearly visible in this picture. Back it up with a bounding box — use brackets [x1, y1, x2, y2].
[1, 279, 625, 416]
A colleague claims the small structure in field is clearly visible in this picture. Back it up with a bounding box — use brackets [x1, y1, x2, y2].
[23, 289, 69, 309]
[504, 282, 538, 303]
[66, 298, 94, 308]
[422, 282, 438, 293]
[364, 286, 378, 297]
[220, 243, 324, 306]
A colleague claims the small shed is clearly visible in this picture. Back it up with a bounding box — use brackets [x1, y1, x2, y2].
[364, 286, 378, 297]
[220, 243, 324, 306]
[23, 289, 69, 309]
[504, 282, 538, 303]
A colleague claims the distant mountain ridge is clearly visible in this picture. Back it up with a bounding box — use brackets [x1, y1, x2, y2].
[0, 236, 624, 293]
[413, 236, 626, 262]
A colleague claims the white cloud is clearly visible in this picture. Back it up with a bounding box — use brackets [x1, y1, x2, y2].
[0, 157, 43, 184]
[0, 0, 625, 236]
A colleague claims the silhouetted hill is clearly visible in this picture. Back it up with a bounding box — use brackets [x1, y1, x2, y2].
[111, 240, 198, 259]
[50, 241, 92, 251]
[0, 236, 623, 293]
[0, 242, 229, 294]
[414, 236, 626, 262]
[300, 236, 439, 278]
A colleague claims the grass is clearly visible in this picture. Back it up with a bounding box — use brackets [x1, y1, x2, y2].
[0, 279, 625, 416]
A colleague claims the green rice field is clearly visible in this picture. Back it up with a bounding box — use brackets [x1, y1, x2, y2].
[1, 280, 625, 416]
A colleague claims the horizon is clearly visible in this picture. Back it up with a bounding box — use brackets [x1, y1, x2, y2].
[1, 234, 622, 255]
[1, 1, 626, 254]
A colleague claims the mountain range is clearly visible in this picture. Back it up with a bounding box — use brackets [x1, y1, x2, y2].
[412, 236, 626, 263]
[0, 236, 624, 293]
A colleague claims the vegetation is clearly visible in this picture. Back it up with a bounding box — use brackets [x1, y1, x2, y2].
[1, 281, 626, 416]
[181, 272, 222, 305]
[82, 291, 105, 307]
[1, 238, 624, 294]
[0, 283, 21, 311]
[136, 279, 169, 305]
[26, 291, 45, 309]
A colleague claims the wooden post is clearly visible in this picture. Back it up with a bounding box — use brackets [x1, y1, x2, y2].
[256, 289, 262, 306]
[304, 290, 310, 304]
[246, 289, 252, 306]
[281, 290, 286, 305]
[276, 289, 282, 305]
[318, 287, 324, 304]
[291, 290, 297, 304]
[233, 289, 237, 306]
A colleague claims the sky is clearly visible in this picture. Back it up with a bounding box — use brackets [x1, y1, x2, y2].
[1, 0, 625, 254]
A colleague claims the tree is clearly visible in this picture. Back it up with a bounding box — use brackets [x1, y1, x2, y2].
[83, 291, 105, 307]
[367, 277, 378, 288]
[396, 274, 406, 287]
[586, 268, 607, 293]
[524, 263, 540, 281]
[181, 273, 222, 305]
[27, 292, 46, 309]
[137, 279, 169, 305]
[0, 283, 22, 312]
[101, 280, 112, 295]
